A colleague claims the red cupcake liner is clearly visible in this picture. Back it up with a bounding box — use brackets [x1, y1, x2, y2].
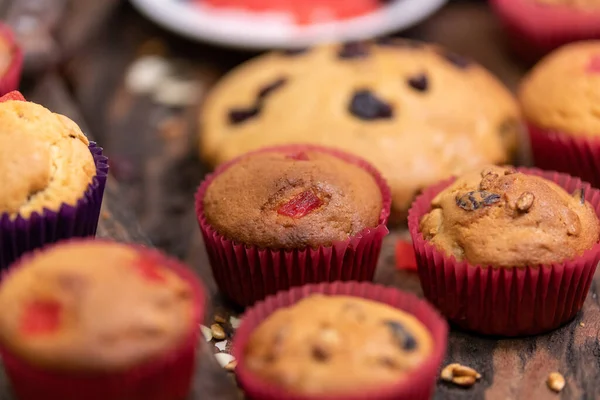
[490, 0, 600, 61]
[0, 240, 206, 400]
[233, 281, 448, 400]
[528, 123, 600, 189]
[0, 24, 23, 95]
[408, 167, 600, 336]
[195, 144, 391, 307]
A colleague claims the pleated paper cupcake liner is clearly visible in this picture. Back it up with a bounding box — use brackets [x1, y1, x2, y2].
[0, 24, 23, 95]
[0, 241, 206, 400]
[195, 144, 391, 307]
[233, 281, 448, 400]
[408, 167, 600, 336]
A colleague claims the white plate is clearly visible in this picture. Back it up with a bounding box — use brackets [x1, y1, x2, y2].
[130, 0, 447, 50]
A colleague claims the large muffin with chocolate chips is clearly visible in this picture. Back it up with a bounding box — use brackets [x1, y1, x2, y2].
[242, 294, 433, 396]
[419, 165, 600, 267]
[200, 39, 521, 221]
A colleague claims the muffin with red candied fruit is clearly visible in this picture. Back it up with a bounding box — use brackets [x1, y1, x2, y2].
[519, 41, 600, 187]
[490, 0, 600, 61]
[0, 239, 205, 400]
[0, 91, 108, 270]
[0, 24, 22, 94]
[195, 145, 391, 306]
[409, 165, 600, 336]
[233, 282, 448, 400]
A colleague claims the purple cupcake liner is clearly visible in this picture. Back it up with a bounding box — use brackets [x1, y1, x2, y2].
[0, 142, 108, 270]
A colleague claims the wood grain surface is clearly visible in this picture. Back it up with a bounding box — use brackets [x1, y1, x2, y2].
[3, 1, 600, 399]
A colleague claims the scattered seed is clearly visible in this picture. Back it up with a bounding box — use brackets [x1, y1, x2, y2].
[224, 360, 237, 372]
[441, 363, 481, 387]
[215, 340, 228, 352]
[580, 322, 586, 327]
[214, 315, 227, 324]
[547, 372, 565, 393]
[200, 325, 212, 342]
[230, 316, 241, 329]
[211, 323, 226, 340]
[516, 192, 535, 212]
[214, 353, 235, 368]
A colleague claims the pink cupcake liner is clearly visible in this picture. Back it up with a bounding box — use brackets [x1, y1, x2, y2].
[0, 240, 206, 400]
[528, 123, 600, 189]
[0, 24, 22, 95]
[408, 167, 600, 336]
[195, 144, 391, 307]
[490, 0, 600, 61]
[233, 281, 448, 400]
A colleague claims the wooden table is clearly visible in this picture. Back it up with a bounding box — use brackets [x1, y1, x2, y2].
[4, 1, 600, 399]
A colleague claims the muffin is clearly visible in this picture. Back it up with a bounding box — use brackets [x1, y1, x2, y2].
[199, 40, 521, 221]
[233, 282, 448, 400]
[195, 144, 391, 306]
[0, 24, 22, 95]
[491, 0, 600, 61]
[519, 41, 600, 187]
[408, 165, 600, 336]
[0, 92, 108, 269]
[0, 239, 205, 400]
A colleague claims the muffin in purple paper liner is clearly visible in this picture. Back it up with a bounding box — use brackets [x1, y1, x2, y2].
[195, 144, 391, 306]
[0, 95, 108, 270]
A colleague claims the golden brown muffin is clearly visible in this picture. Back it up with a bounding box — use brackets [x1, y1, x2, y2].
[200, 40, 521, 220]
[0, 100, 96, 219]
[244, 294, 433, 396]
[0, 241, 195, 371]
[419, 165, 600, 267]
[519, 41, 600, 137]
[203, 149, 382, 249]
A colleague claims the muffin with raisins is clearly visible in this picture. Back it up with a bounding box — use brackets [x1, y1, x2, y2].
[408, 165, 600, 336]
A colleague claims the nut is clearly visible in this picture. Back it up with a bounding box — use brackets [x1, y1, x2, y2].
[479, 173, 498, 190]
[547, 372, 565, 393]
[441, 363, 481, 387]
[211, 323, 226, 340]
[214, 315, 227, 324]
[516, 192, 535, 212]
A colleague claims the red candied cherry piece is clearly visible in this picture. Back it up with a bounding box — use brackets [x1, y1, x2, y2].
[133, 253, 166, 283]
[0, 91, 25, 103]
[277, 189, 324, 218]
[20, 300, 62, 335]
[395, 239, 417, 272]
[587, 55, 600, 73]
[285, 151, 310, 161]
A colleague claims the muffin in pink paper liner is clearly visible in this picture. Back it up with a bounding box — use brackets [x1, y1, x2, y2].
[195, 144, 391, 307]
[0, 93, 108, 270]
[0, 24, 23, 95]
[233, 281, 448, 400]
[490, 0, 600, 61]
[519, 41, 600, 187]
[408, 165, 600, 336]
[0, 239, 205, 400]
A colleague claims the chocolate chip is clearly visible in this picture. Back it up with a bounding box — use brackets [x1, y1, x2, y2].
[282, 48, 309, 56]
[384, 320, 417, 351]
[257, 77, 287, 100]
[573, 188, 585, 205]
[516, 192, 535, 212]
[441, 51, 471, 69]
[349, 90, 393, 120]
[407, 73, 428, 92]
[456, 191, 501, 211]
[228, 106, 260, 124]
[338, 41, 370, 59]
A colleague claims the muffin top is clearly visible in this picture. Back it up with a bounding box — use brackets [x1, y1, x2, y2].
[419, 165, 600, 267]
[0, 100, 96, 218]
[519, 41, 600, 137]
[200, 40, 520, 219]
[0, 241, 195, 371]
[202, 149, 382, 249]
[243, 294, 433, 396]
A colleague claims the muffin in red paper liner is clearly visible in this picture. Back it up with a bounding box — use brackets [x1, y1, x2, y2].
[195, 144, 391, 307]
[0, 24, 23, 95]
[490, 0, 600, 61]
[0, 239, 205, 400]
[519, 41, 600, 187]
[408, 165, 600, 336]
[0, 93, 108, 270]
[232, 281, 448, 400]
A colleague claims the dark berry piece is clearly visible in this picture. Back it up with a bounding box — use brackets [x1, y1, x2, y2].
[407, 73, 429, 92]
[228, 106, 260, 125]
[257, 78, 287, 100]
[282, 48, 309, 56]
[384, 320, 417, 351]
[349, 90, 393, 121]
[456, 191, 500, 211]
[441, 51, 471, 69]
[338, 41, 370, 59]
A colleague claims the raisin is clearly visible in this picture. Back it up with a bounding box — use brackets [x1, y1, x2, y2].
[338, 41, 370, 59]
[21, 300, 61, 335]
[349, 90, 393, 120]
[573, 188, 585, 205]
[516, 192, 535, 212]
[257, 78, 287, 100]
[134, 253, 166, 283]
[441, 51, 471, 69]
[384, 320, 417, 351]
[282, 48, 309, 56]
[228, 106, 260, 125]
[285, 151, 310, 161]
[277, 189, 324, 218]
[407, 73, 428, 92]
[456, 191, 500, 211]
